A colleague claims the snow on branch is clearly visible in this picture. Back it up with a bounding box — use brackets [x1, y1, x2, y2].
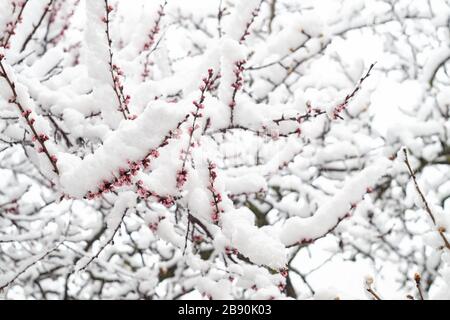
[0, 55, 60, 177]
[58, 101, 190, 198]
[1, 0, 446, 300]
[75, 191, 136, 271]
[280, 158, 392, 246]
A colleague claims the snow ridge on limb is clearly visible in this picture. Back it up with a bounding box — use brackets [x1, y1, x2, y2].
[58, 101, 190, 198]
[221, 207, 287, 270]
[280, 158, 392, 247]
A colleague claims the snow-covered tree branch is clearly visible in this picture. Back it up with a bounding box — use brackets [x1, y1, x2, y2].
[1, 0, 450, 300]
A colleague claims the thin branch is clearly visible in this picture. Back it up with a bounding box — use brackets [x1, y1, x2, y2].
[403, 148, 435, 224]
[0, 58, 59, 174]
[77, 208, 129, 272]
[2, 1, 28, 49]
[103, 0, 129, 119]
[403, 148, 450, 250]
[365, 278, 382, 300]
[0, 242, 62, 291]
[414, 273, 424, 300]
[20, 0, 54, 52]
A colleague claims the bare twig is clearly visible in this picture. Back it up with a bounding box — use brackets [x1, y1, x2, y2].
[77, 208, 129, 271]
[103, 0, 129, 119]
[365, 277, 381, 300]
[0, 242, 62, 291]
[20, 0, 54, 52]
[403, 148, 450, 249]
[414, 273, 424, 300]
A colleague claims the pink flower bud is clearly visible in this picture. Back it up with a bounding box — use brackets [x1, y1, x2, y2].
[38, 133, 49, 142]
[150, 149, 159, 158]
[21, 109, 32, 117]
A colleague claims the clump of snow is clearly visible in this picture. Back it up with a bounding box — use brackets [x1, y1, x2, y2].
[280, 158, 392, 246]
[221, 207, 287, 269]
[196, 278, 232, 300]
[106, 191, 136, 231]
[224, 173, 267, 195]
[58, 101, 190, 197]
